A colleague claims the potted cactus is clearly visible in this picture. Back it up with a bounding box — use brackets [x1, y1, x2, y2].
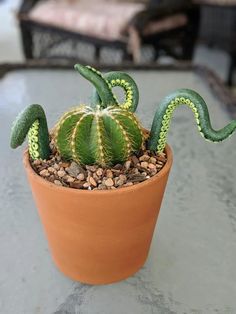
[10, 64, 236, 285]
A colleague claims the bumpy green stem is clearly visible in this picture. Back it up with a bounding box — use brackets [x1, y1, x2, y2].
[92, 71, 139, 112]
[148, 89, 236, 153]
[74, 64, 118, 107]
[10, 104, 50, 160]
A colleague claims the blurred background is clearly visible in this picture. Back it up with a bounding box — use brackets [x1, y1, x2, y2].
[0, 0, 235, 86]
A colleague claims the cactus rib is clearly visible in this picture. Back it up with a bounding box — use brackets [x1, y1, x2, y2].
[148, 89, 236, 153]
[10, 104, 50, 160]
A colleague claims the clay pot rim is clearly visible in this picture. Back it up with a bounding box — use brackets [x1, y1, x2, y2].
[23, 144, 173, 195]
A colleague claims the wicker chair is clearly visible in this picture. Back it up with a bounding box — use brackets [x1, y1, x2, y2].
[18, 0, 200, 63]
[195, 0, 236, 85]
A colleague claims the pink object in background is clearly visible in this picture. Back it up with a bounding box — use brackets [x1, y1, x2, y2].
[29, 0, 145, 41]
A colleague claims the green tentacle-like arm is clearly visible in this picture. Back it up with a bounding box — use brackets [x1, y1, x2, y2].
[74, 64, 118, 107]
[10, 104, 51, 160]
[91, 71, 139, 112]
[148, 89, 236, 153]
[74, 64, 139, 112]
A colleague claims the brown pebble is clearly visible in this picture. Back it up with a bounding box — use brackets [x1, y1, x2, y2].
[119, 174, 127, 182]
[148, 163, 156, 169]
[66, 175, 75, 183]
[158, 156, 166, 163]
[60, 162, 70, 168]
[106, 169, 113, 178]
[39, 169, 50, 177]
[149, 157, 156, 164]
[98, 184, 107, 190]
[131, 155, 139, 165]
[111, 168, 120, 174]
[140, 161, 148, 169]
[70, 181, 84, 189]
[123, 182, 133, 187]
[96, 168, 103, 176]
[48, 175, 55, 183]
[67, 161, 86, 177]
[150, 169, 157, 176]
[58, 170, 66, 177]
[86, 165, 97, 172]
[113, 164, 123, 170]
[124, 160, 131, 170]
[33, 160, 41, 166]
[48, 167, 56, 173]
[83, 182, 90, 188]
[89, 177, 97, 187]
[54, 180, 62, 186]
[77, 173, 85, 181]
[104, 178, 114, 187]
[53, 164, 60, 170]
[139, 155, 149, 162]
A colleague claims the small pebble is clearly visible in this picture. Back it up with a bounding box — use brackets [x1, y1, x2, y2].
[148, 163, 156, 169]
[104, 178, 114, 187]
[60, 162, 70, 168]
[66, 175, 75, 183]
[106, 169, 113, 178]
[140, 161, 148, 169]
[54, 180, 62, 186]
[124, 160, 131, 170]
[149, 157, 156, 164]
[89, 177, 97, 187]
[123, 182, 133, 187]
[96, 168, 103, 176]
[58, 170, 66, 177]
[77, 173, 85, 181]
[48, 167, 56, 173]
[139, 155, 149, 162]
[33, 160, 41, 166]
[39, 169, 50, 177]
[70, 181, 84, 189]
[131, 155, 139, 165]
[83, 182, 90, 188]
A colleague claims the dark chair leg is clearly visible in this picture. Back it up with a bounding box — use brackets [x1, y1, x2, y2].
[227, 53, 235, 87]
[94, 46, 100, 62]
[19, 21, 33, 59]
[182, 6, 200, 60]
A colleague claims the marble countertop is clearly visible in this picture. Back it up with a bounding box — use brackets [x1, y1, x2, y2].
[0, 67, 235, 314]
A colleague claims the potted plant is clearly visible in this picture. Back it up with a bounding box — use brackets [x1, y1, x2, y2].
[10, 64, 236, 285]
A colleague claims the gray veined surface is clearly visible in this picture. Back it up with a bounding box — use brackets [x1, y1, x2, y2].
[0, 69, 236, 314]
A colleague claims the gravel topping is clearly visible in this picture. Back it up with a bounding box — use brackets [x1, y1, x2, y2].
[31, 142, 167, 191]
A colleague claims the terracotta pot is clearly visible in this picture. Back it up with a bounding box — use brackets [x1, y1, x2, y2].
[23, 145, 173, 285]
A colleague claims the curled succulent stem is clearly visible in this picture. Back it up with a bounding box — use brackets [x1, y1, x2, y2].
[92, 71, 139, 112]
[10, 104, 50, 160]
[148, 89, 236, 153]
[74, 64, 118, 107]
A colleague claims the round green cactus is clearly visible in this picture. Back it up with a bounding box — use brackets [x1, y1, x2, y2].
[54, 105, 143, 166]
